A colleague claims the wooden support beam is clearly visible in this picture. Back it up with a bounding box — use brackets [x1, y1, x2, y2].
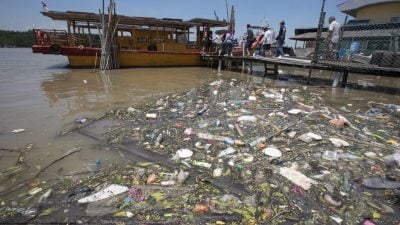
[218, 59, 222, 74]
[264, 63, 268, 77]
[341, 70, 348, 87]
[307, 68, 313, 84]
[274, 63, 278, 76]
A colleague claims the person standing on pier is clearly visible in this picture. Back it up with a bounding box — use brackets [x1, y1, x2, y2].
[223, 31, 234, 56]
[326, 16, 341, 60]
[261, 27, 274, 57]
[327, 16, 343, 87]
[275, 20, 286, 57]
[245, 24, 254, 56]
[213, 33, 223, 55]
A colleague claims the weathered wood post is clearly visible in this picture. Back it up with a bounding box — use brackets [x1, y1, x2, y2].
[99, 0, 120, 70]
[312, 0, 326, 64]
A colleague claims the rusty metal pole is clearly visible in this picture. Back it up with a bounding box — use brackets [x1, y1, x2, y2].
[312, 0, 326, 64]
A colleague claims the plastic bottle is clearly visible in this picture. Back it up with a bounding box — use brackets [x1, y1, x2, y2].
[155, 133, 163, 146]
[249, 137, 266, 147]
[224, 137, 235, 145]
[322, 151, 338, 161]
[197, 106, 207, 115]
[216, 119, 221, 127]
[343, 171, 350, 193]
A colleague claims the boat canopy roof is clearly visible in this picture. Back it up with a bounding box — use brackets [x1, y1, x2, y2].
[41, 11, 227, 29]
[290, 28, 400, 41]
[337, 0, 399, 17]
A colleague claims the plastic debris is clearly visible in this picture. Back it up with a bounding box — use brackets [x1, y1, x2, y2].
[237, 115, 257, 122]
[28, 187, 42, 196]
[129, 187, 144, 202]
[75, 118, 87, 124]
[322, 151, 338, 161]
[213, 168, 223, 177]
[362, 177, 400, 189]
[279, 167, 316, 190]
[192, 161, 212, 168]
[11, 129, 25, 133]
[329, 138, 350, 147]
[330, 216, 343, 224]
[298, 132, 322, 143]
[37, 189, 52, 205]
[160, 180, 176, 186]
[146, 113, 157, 119]
[262, 146, 282, 157]
[78, 184, 129, 203]
[147, 173, 158, 184]
[288, 109, 302, 115]
[217, 147, 236, 158]
[177, 169, 189, 184]
[175, 149, 193, 159]
[192, 204, 209, 213]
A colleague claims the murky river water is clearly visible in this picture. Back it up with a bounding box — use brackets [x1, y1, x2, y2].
[0, 48, 399, 194]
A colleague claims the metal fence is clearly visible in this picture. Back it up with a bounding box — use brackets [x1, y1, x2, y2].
[316, 23, 400, 68]
[315, 21, 400, 70]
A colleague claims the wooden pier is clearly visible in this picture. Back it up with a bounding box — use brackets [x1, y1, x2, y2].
[202, 55, 400, 87]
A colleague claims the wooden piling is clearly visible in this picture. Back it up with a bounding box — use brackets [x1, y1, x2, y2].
[99, 0, 120, 70]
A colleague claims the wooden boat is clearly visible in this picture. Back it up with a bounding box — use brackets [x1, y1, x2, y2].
[32, 11, 240, 68]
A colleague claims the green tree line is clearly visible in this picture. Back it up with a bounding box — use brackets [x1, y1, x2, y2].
[0, 30, 35, 47]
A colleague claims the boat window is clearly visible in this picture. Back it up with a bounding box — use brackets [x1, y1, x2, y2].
[119, 31, 132, 37]
[391, 17, 400, 23]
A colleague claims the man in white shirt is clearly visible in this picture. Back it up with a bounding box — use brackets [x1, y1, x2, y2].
[327, 16, 343, 87]
[326, 16, 341, 59]
[261, 27, 274, 56]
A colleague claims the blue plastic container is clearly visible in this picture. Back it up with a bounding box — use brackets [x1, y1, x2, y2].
[350, 41, 361, 54]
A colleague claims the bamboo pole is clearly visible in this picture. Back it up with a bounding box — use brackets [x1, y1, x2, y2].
[99, 0, 120, 70]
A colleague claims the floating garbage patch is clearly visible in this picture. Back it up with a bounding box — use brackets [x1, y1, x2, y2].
[1, 77, 400, 224]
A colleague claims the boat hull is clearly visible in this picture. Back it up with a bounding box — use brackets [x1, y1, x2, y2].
[32, 45, 207, 68]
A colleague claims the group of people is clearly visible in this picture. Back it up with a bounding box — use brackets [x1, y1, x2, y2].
[202, 16, 341, 59]
[244, 20, 286, 57]
[202, 29, 235, 56]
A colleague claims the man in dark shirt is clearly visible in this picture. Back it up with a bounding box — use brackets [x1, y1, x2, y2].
[275, 20, 286, 57]
[245, 24, 254, 56]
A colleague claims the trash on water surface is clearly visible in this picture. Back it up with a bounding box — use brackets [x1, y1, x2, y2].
[279, 167, 316, 190]
[288, 109, 302, 115]
[329, 137, 350, 147]
[75, 118, 88, 124]
[4, 77, 400, 224]
[298, 132, 322, 143]
[11, 129, 25, 133]
[262, 146, 282, 157]
[322, 151, 338, 161]
[362, 177, 400, 189]
[175, 149, 193, 159]
[192, 161, 212, 168]
[146, 113, 157, 119]
[217, 147, 236, 158]
[237, 115, 257, 122]
[78, 184, 129, 203]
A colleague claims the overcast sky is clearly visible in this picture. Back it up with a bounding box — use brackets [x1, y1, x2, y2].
[0, 0, 350, 46]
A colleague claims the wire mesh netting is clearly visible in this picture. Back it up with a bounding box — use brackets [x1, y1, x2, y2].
[315, 21, 400, 72]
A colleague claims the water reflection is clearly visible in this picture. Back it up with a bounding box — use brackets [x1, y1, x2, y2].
[40, 67, 228, 118]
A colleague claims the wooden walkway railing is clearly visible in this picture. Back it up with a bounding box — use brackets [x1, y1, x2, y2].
[202, 55, 400, 87]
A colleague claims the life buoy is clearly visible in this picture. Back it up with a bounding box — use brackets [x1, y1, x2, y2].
[251, 34, 264, 50]
[49, 44, 61, 55]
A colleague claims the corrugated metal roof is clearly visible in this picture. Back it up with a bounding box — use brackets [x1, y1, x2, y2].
[337, 0, 400, 17]
[41, 11, 226, 29]
[290, 29, 399, 41]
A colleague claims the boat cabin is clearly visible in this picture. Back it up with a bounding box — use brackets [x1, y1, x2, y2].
[32, 11, 228, 67]
[34, 11, 227, 53]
